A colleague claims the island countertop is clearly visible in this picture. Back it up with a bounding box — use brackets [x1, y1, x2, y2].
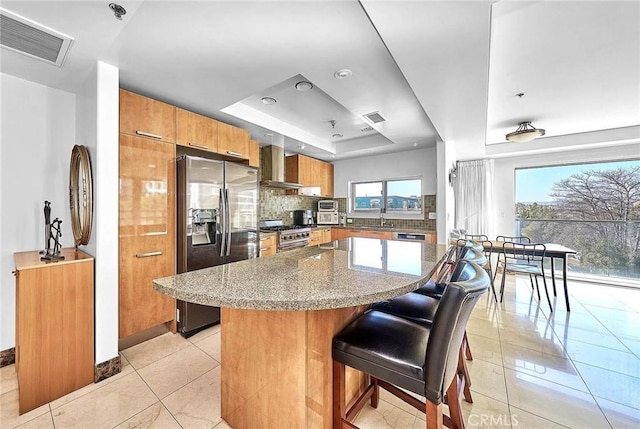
[153, 238, 448, 311]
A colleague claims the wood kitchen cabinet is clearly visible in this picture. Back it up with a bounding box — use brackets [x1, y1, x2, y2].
[14, 249, 94, 414]
[218, 121, 250, 160]
[310, 227, 332, 245]
[120, 89, 176, 143]
[320, 161, 334, 197]
[259, 234, 277, 257]
[285, 154, 334, 197]
[176, 108, 218, 152]
[331, 228, 392, 240]
[248, 139, 260, 168]
[119, 134, 176, 339]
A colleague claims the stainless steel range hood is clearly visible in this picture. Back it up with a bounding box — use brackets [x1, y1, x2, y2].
[260, 145, 303, 189]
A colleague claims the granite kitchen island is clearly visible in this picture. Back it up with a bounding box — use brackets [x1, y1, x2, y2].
[154, 238, 448, 429]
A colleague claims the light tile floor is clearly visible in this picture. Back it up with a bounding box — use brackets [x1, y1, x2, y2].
[1, 276, 640, 428]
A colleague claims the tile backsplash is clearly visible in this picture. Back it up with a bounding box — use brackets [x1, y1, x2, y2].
[259, 190, 436, 231]
[334, 195, 436, 231]
[259, 188, 321, 225]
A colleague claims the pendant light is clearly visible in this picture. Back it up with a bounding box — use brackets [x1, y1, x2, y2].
[506, 121, 546, 142]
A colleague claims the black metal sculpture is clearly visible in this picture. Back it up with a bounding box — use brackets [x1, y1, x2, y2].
[40, 201, 65, 261]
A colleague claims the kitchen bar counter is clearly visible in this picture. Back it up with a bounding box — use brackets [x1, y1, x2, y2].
[154, 239, 447, 311]
[154, 238, 448, 429]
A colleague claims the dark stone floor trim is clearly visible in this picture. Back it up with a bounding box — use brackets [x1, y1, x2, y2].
[94, 355, 121, 383]
[0, 347, 15, 368]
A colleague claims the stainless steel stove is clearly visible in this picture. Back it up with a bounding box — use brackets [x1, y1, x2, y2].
[259, 219, 310, 252]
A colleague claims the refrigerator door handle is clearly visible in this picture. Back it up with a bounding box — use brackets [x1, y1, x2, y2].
[225, 188, 231, 256]
[219, 187, 226, 257]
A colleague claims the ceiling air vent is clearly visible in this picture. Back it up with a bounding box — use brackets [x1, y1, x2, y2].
[0, 8, 73, 67]
[363, 111, 386, 124]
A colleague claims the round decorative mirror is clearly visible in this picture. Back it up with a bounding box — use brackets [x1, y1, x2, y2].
[69, 145, 93, 246]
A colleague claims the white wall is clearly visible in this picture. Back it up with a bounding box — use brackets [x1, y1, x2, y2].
[436, 140, 456, 244]
[0, 73, 76, 351]
[333, 147, 437, 198]
[76, 62, 120, 364]
[493, 142, 640, 237]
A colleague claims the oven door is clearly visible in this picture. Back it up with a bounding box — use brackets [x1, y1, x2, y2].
[278, 241, 308, 252]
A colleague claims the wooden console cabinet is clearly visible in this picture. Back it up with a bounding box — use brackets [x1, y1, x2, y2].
[14, 249, 94, 414]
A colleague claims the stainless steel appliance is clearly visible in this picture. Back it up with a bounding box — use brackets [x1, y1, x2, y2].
[177, 155, 259, 337]
[318, 200, 338, 211]
[317, 210, 339, 225]
[259, 219, 310, 252]
[293, 209, 314, 226]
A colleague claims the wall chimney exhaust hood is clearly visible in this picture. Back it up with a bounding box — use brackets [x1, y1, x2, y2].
[260, 145, 303, 189]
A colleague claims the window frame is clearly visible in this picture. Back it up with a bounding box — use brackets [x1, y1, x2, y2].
[348, 176, 423, 220]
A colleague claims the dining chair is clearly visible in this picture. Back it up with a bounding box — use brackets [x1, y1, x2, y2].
[499, 242, 552, 311]
[333, 262, 489, 429]
[461, 236, 498, 303]
[494, 235, 531, 282]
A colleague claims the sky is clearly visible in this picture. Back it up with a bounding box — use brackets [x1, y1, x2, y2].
[516, 159, 640, 203]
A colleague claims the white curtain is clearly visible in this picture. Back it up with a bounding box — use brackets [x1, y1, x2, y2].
[453, 159, 494, 236]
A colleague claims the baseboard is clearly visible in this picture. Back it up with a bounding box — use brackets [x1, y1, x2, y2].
[118, 322, 171, 351]
[0, 347, 15, 368]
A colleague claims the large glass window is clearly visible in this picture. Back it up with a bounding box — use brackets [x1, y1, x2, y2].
[515, 159, 640, 282]
[350, 177, 422, 216]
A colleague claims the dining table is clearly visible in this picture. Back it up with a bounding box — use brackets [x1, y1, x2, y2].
[484, 240, 577, 311]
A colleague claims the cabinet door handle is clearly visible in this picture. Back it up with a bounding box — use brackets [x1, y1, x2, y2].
[226, 151, 244, 157]
[135, 251, 162, 258]
[260, 247, 270, 252]
[135, 131, 162, 139]
[188, 142, 209, 150]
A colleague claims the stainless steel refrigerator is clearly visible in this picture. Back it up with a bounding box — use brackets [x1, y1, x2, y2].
[176, 155, 259, 337]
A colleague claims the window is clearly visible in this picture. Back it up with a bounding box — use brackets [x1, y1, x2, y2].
[515, 159, 640, 282]
[349, 177, 422, 217]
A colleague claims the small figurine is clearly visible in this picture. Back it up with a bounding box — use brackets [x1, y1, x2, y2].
[41, 215, 65, 262]
[40, 201, 51, 255]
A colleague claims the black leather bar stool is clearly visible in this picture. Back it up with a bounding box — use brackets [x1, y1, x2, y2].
[333, 262, 489, 429]
[371, 259, 479, 403]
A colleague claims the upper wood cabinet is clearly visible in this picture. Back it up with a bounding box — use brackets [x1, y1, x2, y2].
[286, 154, 334, 197]
[248, 139, 260, 168]
[120, 89, 176, 143]
[320, 162, 334, 197]
[218, 121, 250, 160]
[176, 108, 218, 152]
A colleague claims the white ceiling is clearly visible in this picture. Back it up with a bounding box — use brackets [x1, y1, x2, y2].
[1, 0, 639, 161]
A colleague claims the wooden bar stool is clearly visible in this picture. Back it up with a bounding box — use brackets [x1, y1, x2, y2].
[333, 262, 489, 429]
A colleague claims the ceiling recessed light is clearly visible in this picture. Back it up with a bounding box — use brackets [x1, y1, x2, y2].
[332, 133, 343, 139]
[295, 81, 313, 91]
[334, 69, 352, 79]
[413, 142, 418, 147]
[264, 133, 274, 137]
[361, 126, 374, 132]
[261, 97, 277, 105]
[298, 144, 305, 150]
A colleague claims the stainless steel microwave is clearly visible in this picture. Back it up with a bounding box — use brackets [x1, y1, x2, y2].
[318, 200, 337, 212]
[317, 210, 339, 225]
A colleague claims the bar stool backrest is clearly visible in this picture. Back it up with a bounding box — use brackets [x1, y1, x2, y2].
[458, 246, 488, 267]
[423, 261, 489, 404]
[503, 242, 546, 264]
